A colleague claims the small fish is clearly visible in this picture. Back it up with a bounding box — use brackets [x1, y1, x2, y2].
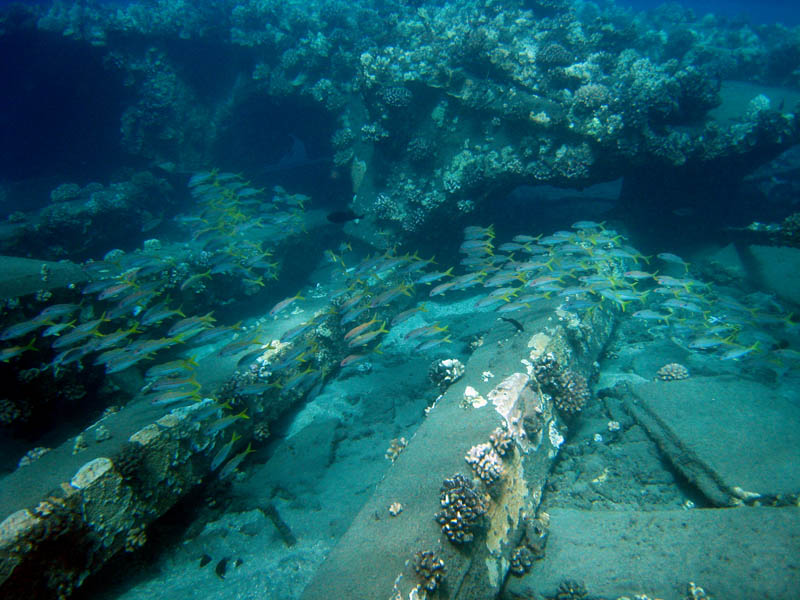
[538, 235, 571, 246]
[606, 249, 643, 262]
[657, 253, 690, 272]
[97, 281, 136, 301]
[189, 323, 241, 347]
[51, 326, 99, 350]
[475, 295, 507, 309]
[42, 320, 75, 337]
[624, 270, 656, 280]
[415, 335, 451, 352]
[72, 314, 108, 334]
[340, 353, 368, 367]
[180, 270, 212, 292]
[688, 337, 729, 350]
[429, 281, 456, 297]
[236, 381, 273, 396]
[189, 402, 230, 425]
[391, 304, 426, 326]
[36, 303, 80, 321]
[662, 299, 705, 314]
[1, 318, 50, 341]
[348, 322, 389, 347]
[189, 171, 217, 187]
[282, 366, 320, 392]
[459, 240, 493, 254]
[208, 261, 239, 275]
[463, 225, 495, 240]
[415, 268, 453, 285]
[484, 272, 523, 287]
[572, 220, 605, 230]
[141, 216, 163, 232]
[405, 324, 447, 341]
[219, 443, 256, 479]
[496, 301, 530, 313]
[211, 431, 241, 471]
[131, 336, 182, 356]
[720, 342, 760, 361]
[140, 301, 185, 327]
[499, 316, 524, 332]
[94, 326, 141, 352]
[340, 292, 366, 311]
[147, 385, 202, 404]
[117, 289, 158, 309]
[269, 293, 304, 317]
[561, 299, 596, 312]
[145, 375, 201, 394]
[167, 313, 215, 338]
[597, 289, 631, 312]
[526, 275, 561, 288]
[343, 317, 379, 341]
[104, 352, 149, 375]
[207, 410, 250, 435]
[218, 336, 265, 357]
[0, 338, 37, 362]
[326, 209, 363, 224]
[369, 284, 413, 308]
[633, 310, 669, 322]
[280, 322, 315, 343]
[497, 242, 529, 252]
[558, 286, 591, 297]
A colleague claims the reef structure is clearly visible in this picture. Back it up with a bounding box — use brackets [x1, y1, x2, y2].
[2, 0, 796, 248]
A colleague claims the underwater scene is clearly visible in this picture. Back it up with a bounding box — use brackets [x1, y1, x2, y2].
[0, 0, 799, 599]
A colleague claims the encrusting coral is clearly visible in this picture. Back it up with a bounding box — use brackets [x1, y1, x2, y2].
[464, 442, 504, 486]
[413, 549, 446, 593]
[435, 474, 488, 544]
[530, 353, 591, 415]
[656, 362, 690, 381]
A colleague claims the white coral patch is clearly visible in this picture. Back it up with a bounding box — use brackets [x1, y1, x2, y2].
[548, 421, 564, 449]
[463, 385, 487, 408]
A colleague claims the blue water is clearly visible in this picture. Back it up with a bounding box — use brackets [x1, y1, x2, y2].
[0, 0, 798, 599]
[622, 0, 799, 24]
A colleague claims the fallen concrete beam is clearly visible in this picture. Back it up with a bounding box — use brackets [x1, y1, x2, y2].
[301, 301, 615, 600]
[0, 255, 87, 299]
[0, 400, 250, 600]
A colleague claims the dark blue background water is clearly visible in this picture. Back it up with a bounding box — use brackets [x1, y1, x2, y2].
[622, 0, 798, 25]
[0, 0, 798, 25]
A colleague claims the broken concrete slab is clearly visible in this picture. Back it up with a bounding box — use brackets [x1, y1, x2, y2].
[502, 506, 800, 600]
[625, 376, 800, 506]
[748, 245, 800, 305]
